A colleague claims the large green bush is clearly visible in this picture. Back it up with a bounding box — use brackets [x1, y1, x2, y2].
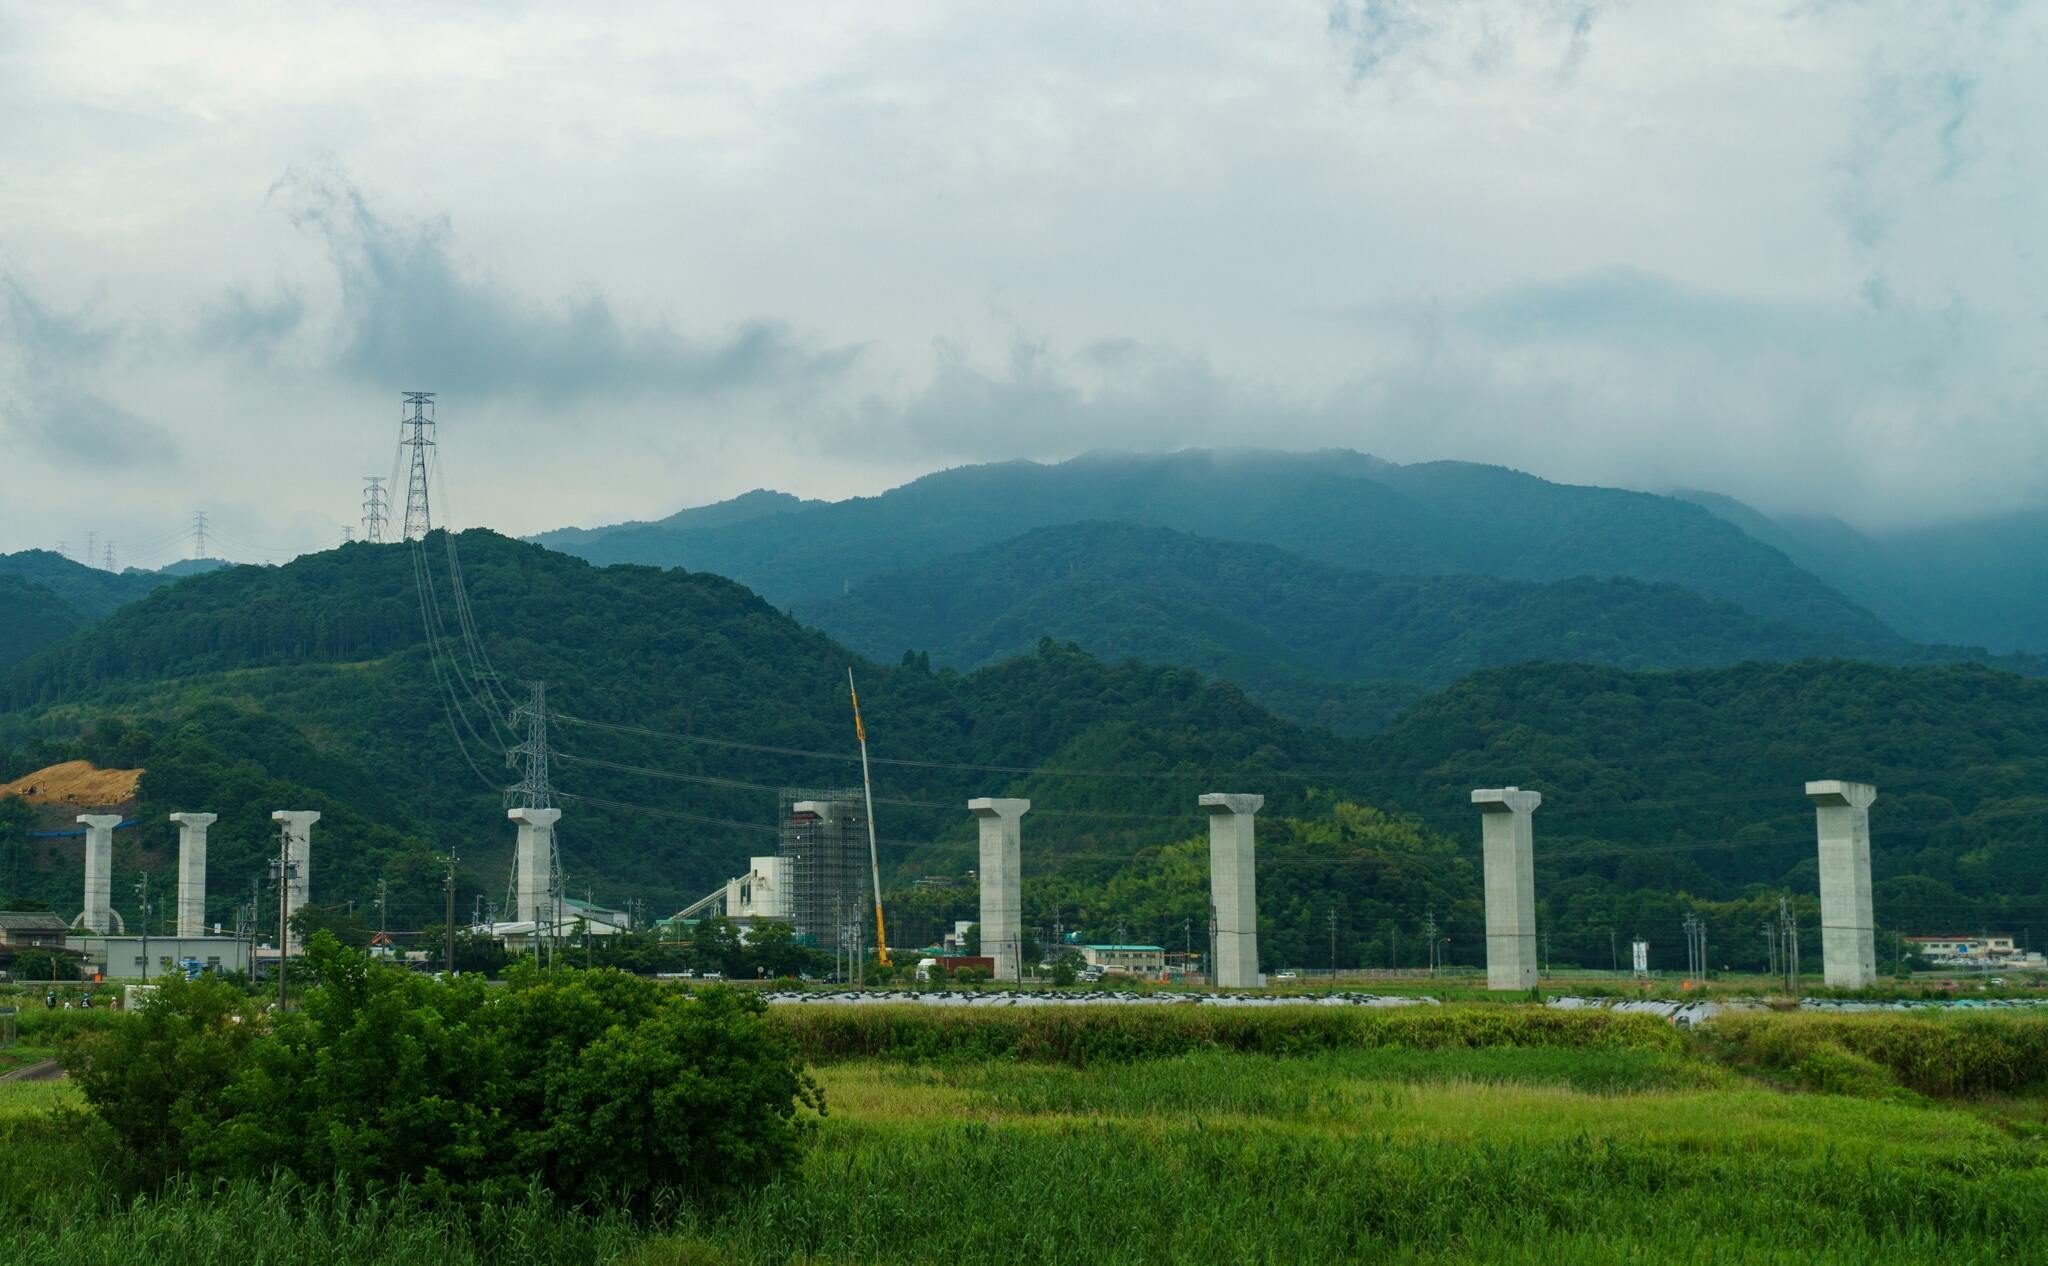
[63, 935, 821, 1209]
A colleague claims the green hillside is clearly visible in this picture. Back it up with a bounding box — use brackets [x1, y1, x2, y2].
[0, 550, 169, 618]
[4, 533, 2039, 975]
[0, 574, 92, 671]
[539, 450, 1892, 641]
[1680, 490, 2048, 654]
[796, 521, 1852, 733]
[0, 531, 1370, 948]
[1353, 659, 2048, 965]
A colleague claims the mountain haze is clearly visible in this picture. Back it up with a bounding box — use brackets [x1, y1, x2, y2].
[536, 451, 1896, 642]
[1679, 491, 2048, 653]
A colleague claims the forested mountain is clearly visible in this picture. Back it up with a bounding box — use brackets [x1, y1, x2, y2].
[0, 575, 91, 671]
[0, 531, 1368, 945]
[536, 450, 1894, 642]
[0, 549, 175, 618]
[0, 550, 236, 671]
[796, 521, 1851, 733]
[1679, 491, 2048, 654]
[1351, 659, 2048, 967]
[530, 489, 817, 555]
[3, 531, 2039, 975]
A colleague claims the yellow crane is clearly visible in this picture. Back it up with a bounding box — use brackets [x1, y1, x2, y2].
[848, 668, 891, 968]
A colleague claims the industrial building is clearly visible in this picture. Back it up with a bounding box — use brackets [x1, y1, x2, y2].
[69, 934, 251, 979]
[1905, 935, 2042, 968]
[1075, 944, 1166, 975]
[777, 790, 870, 948]
[480, 894, 632, 951]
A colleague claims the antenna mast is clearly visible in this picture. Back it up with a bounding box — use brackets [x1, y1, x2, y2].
[399, 392, 435, 541]
[848, 668, 891, 968]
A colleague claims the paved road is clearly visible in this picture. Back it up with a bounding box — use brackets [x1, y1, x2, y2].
[0, 1058, 62, 1083]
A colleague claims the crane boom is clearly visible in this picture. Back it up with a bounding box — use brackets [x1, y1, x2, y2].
[849, 668, 891, 967]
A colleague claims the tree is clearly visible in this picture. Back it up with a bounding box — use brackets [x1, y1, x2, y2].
[1051, 950, 1083, 987]
[288, 903, 371, 949]
[8, 948, 79, 981]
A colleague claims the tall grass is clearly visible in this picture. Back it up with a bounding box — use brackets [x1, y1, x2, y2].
[770, 1003, 1683, 1065]
[1706, 1010, 2048, 1096]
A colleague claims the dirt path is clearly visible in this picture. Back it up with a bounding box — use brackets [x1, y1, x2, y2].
[0, 1058, 62, 1083]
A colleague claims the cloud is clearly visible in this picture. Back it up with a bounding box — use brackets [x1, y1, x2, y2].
[259, 167, 858, 402]
[840, 334, 1306, 461]
[842, 265, 2045, 527]
[0, 276, 178, 468]
[1326, 0, 1612, 85]
[197, 286, 306, 358]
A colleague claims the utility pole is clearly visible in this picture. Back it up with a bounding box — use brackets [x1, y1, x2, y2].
[444, 852, 458, 976]
[1778, 897, 1800, 998]
[134, 873, 152, 981]
[1424, 908, 1438, 977]
[272, 820, 294, 1010]
[1541, 931, 1551, 981]
[1608, 928, 1617, 974]
[1328, 907, 1339, 974]
[398, 392, 436, 541]
[1391, 923, 1401, 973]
[376, 878, 387, 938]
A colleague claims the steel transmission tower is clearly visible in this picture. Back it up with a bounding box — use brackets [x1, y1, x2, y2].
[361, 477, 389, 543]
[103, 542, 116, 572]
[193, 510, 208, 559]
[398, 392, 436, 541]
[504, 682, 555, 809]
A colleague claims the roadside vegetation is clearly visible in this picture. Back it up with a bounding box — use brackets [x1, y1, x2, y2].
[3, 958, 2047, 1263]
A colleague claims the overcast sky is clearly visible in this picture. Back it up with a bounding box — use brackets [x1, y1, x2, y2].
[3, 1, 2044, 563]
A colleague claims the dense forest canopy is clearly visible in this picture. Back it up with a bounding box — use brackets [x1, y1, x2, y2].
[532, 450, 1893, 641]
[1, 529, 2041, 975]
[795, 521, 1885, 734]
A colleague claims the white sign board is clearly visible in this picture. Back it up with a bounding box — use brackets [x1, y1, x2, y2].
[1631, 940, 1649, 976]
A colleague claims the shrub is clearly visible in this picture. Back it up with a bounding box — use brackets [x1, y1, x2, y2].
[770, 1004, 1682, 1066]
[67, 934, 822, 1210]
[61, 972, 264, 1187]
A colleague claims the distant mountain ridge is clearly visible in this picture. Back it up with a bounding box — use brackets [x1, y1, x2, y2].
[1675, 491, 2048, 653]
[532, 450, 1898, 645]
[529, 489, 817, 554]
[795, 521, 1860, 733]
[0, 551, 231, 671]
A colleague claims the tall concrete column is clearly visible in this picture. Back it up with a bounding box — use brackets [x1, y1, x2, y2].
[1201, 793, 1263, 988]
[1806, 780, 1877, 988]
[271, 811, 320, 949]
[508, 807, 562, 927]
[169, 812, 217, 937]
[76, 814, 123, 934]
[1474, 787, 1541, 991]
[968, 798, 1030, 982]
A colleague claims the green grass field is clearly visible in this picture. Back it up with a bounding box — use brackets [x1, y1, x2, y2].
[4, 1006, 2046, 1264]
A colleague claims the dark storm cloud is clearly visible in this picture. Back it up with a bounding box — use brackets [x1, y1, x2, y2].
[262, 168, 857, 401]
